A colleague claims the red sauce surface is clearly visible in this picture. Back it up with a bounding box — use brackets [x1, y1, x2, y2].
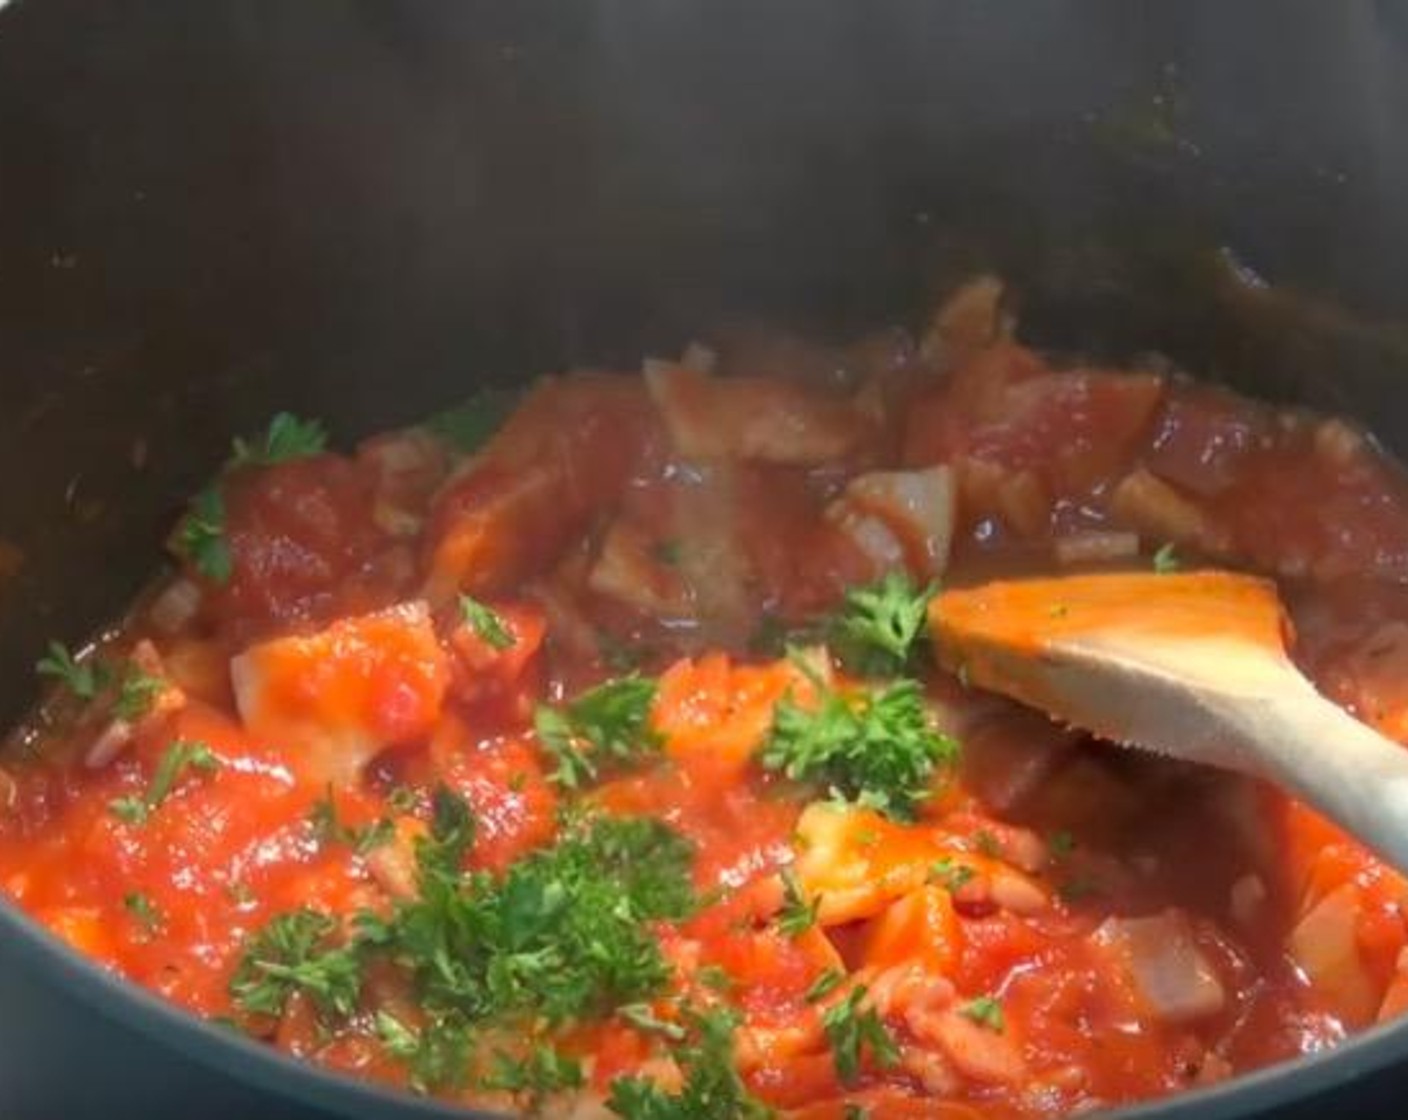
[5, 281, 1408, 1117]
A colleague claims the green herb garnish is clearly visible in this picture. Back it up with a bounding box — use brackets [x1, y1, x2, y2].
[959, 994, 1005, 1033]
[606, 1007, 773, 1119]
[109, 739, 219, 825]
[458, 594, 516, 651]
[821, 986, 898, 1085]
[758, 678, 957, 821]
[804, 968, 846, 1004]
[176, 485, 233, 583]
[776, 869, 820, 938]
[1152, 542, 1180, 574]
[421, 387, 519, 453]
[308, 789, 396, 856]
[230, 908, 362, 1019]
[483, 1045, 585, 1109]
[830, 572, 936, 676]
[230, 412, 328, 467]
[123, 891, 161, 934]
[929, 856, 977, 893]
[534, 675, 661, 788]
[35, 641, 105, 700]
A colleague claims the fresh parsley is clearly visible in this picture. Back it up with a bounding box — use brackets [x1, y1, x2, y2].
[458, 594, 516, 651]
[230, 908, 362, 1019]
[758, 678, 958, 821]
[606, 1007, 773, 1120]
[308, 789, 395, 856]
[620, 1002, 688, 1041]
[374, 1009, 473, 1094]
[123, 891, 161, 934]
[775, 869, 820, 938]
[959, 994, 1005, 1033]
[1152, 542, 1180, 574]
[415, 784, 475, 881]
[365, 815, 695, 1030]
[230, 412, 328, 467]
[821, 986, 898, 1085]
[113, 665, 164, 723]
[421, 387, 518, 453]
[176, 485, 233, 584]
[35, 641, 106, 700]
[928, 857, 976, 893]
[109, 739, 219, 825]
[804, 968, 846, 1004]
[534, 675, 662, 788]
[829, 572, 936, 677]
[483, 1045, 585, 1109]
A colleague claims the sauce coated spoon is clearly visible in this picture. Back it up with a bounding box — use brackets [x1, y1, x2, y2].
[930, 570, 1408, 873]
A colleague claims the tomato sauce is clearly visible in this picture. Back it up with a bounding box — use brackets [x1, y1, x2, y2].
[4, 279, 1408, 1118]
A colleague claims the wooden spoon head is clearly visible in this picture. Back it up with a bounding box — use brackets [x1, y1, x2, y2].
[930, 570, 1299, 768]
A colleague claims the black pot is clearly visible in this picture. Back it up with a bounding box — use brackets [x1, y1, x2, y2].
[2, 2, 1408, 1118]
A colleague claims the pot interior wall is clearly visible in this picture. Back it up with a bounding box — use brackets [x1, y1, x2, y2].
[1, 2, 1408, 1117]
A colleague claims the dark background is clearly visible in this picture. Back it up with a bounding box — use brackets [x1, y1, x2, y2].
[1, 2, 1407, 1118]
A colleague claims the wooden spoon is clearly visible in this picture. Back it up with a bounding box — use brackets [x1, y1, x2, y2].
[930, 570, 1408, 873]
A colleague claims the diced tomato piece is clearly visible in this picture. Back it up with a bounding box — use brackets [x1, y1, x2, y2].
[422, 375, 658, 602]
[430, 718, 558, 873]
[231, 601, 449, 786]
[445, 598, 546, 711]
[202, 454, 396, 637]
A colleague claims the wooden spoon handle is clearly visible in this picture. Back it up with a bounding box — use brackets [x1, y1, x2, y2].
[1228, 682, 1408, 872]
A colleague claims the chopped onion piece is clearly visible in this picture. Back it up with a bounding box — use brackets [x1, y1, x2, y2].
[1054, 530, 1141, 566]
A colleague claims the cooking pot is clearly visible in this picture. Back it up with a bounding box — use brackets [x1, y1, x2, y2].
[2, 2, 1408, 1118]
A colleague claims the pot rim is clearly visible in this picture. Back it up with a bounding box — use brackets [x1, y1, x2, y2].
[1, 888, 1402, 1120]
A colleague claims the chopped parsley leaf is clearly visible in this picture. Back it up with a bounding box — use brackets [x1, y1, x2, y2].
[607, 1007, 772, 1120]
[414, 784, 475, 882]
[113, 665, 163, 723]
[458, 594, 515, 651]
[175, 485, 233, 584]
[821, 986, 898, 1085]
[374, 1009, 420, 1059]
[109, 739, 219, 825]
[365, 815, 695, 1030]
[929, 857, 977, 893]
[758, 678, 958, 821]
[829, 572, 936, 677]
[308, 790, 396, 856]
[974, 829, 1004, 858]
[35, 641, 106, 700]
[1048, 830, 1076, 859]
[123, 891, 161, 934]
[621, 1002, 688, 1041]
[230, 908, 361, 1020]
[230, 412, 328, 467]
[1152, 542, 1180, 574]
[534, 675, 661, 788]
[483, 1045, 585, 1108]
[805, 968, 846, 1004]
[696, 965, 734, 992]
[959, 994, 1006, 1033]
[421, 387, 518, 453]
[776, 869, 820, 938]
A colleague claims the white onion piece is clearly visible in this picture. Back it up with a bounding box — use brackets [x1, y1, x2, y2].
[1053, 530, 1140, 566]
[1093, 911, 1226, 1024]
